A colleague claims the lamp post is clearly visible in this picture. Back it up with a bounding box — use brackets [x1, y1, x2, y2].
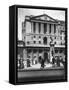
[49, 37, 55, 63]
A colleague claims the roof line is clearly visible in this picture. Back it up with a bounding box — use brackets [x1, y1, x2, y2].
[30, 14, 57, 22]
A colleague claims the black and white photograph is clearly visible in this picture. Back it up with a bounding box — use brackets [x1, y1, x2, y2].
[16, 6, 67, 83]
[0, 0, 69, 89]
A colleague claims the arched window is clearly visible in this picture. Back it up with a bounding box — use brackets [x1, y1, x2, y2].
[43, 37, 47, 45]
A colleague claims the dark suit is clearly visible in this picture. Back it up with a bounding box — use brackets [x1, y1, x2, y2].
[57, 57, 60, 67]
[41, 59, 45, 68]
[44, 52, 48, 62]
[52, 57, 55, 64]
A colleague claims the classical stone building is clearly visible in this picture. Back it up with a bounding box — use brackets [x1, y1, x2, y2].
[18, 14, 65, 68]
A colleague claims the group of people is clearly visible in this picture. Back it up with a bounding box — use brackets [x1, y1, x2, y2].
[18, 58, 31, 69]
[52, 56, 65, 67]
[39, 55, 65, 69]
[38, 56, 46, 69]
[18, 55, 65, 70]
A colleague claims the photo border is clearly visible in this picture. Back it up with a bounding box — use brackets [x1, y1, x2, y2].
[15, 5, 67, 84]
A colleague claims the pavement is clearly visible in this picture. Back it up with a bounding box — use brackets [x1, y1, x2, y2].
[24, 63, 53, 70]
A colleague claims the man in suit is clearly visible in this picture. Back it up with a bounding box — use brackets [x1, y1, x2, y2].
[60, 56, 65, 67]
[52, 56, 55, 65]
[44, 52, 48, 63]
[39, 56, 45, 69]
[56, 56, 60, 67]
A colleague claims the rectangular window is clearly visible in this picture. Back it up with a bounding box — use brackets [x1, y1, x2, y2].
[39, 36, 41, 38]
[54, 24, 56, 33]
[60, 31, 62, 35]
[34, 41, 36, 44]
[39, 41, 41, 44]
[27, 41, 30, 44]
[33, 22, 36, 33]
[49, 24, 51, 33]
[44, 23, 47, 33]
[34, 36, 36, 38]
[60, 36, 62, 40]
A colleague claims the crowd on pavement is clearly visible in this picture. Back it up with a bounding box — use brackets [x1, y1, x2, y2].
[17, 55, 65, 70]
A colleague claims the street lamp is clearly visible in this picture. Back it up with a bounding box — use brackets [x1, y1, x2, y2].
[49, 37, 55, 63]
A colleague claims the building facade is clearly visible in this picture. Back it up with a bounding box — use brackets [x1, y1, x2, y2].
[18, 14, 65, 69]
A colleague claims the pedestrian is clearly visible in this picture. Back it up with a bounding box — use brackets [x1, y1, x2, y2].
[44, 52, 48, 63]
[27, 59, 30, 67]
[39, 56, 45, 69]
[52, 56, 55, 65]
[38, 56, 42, 64]
[41, 58, 45, 68]
[57, 56, 60, 67]
[20, 58, 24, 69]
[60, 56, 65, 67]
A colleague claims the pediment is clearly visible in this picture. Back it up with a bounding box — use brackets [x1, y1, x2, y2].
[30, 14, 57, 22]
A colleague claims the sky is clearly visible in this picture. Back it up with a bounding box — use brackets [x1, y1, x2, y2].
[18, 8, 65, 40]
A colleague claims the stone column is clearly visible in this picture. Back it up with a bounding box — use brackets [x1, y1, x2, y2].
[41, 23, 43, 34]
[51, 24, 54, 34]
[56, 25, 59, 35]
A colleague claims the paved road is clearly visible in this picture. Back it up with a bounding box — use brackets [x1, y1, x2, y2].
[17, 67, 65, 83]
